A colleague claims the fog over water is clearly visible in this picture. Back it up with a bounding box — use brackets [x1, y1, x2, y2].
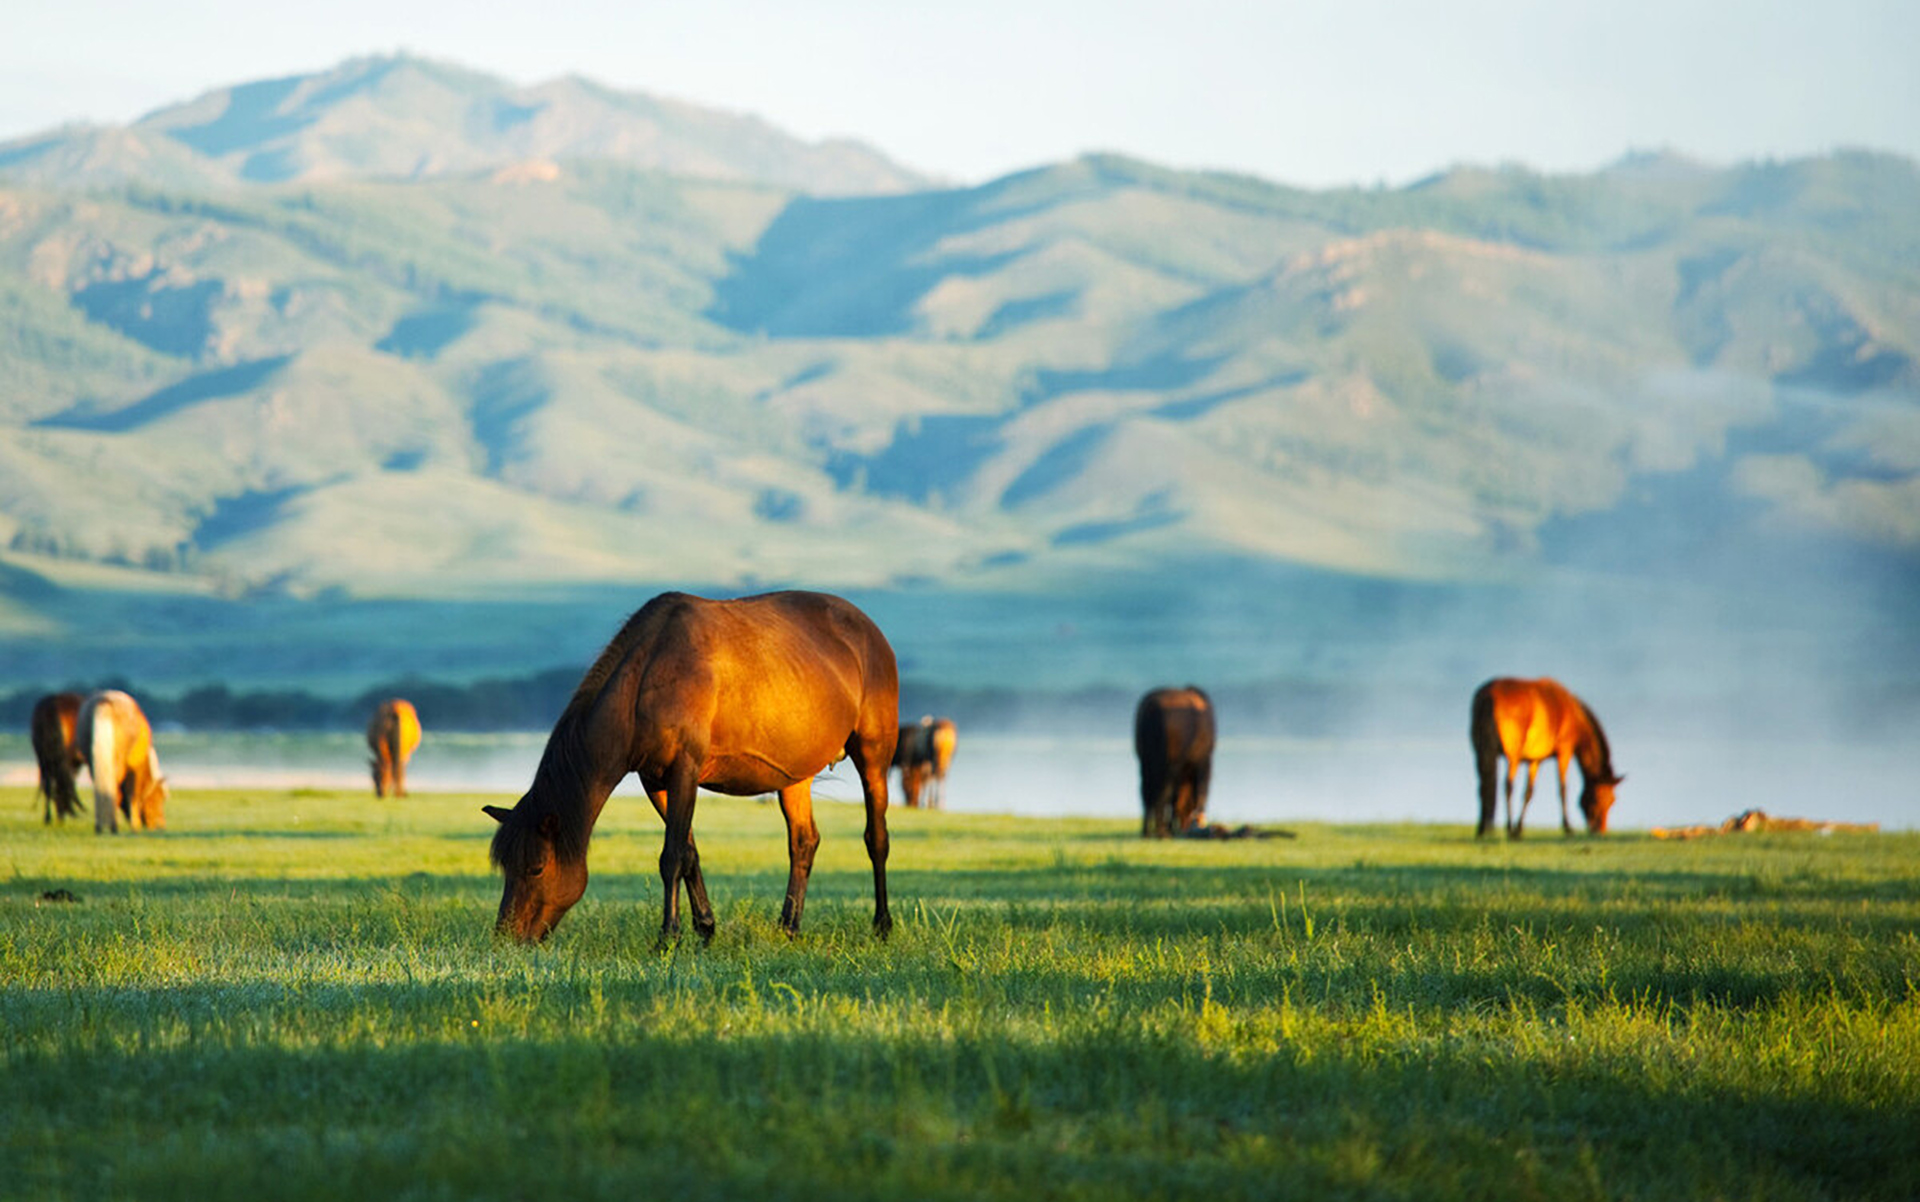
[4, 728, 1912, 833]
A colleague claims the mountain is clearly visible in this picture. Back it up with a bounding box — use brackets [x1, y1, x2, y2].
[0, 61, 1916, 704]
[0, 54, 930, 196]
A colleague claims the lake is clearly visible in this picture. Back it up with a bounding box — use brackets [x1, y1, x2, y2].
[3, 730, 1913, 831]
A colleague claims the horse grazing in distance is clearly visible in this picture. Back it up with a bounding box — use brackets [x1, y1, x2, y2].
[76, 690, 169, 834]
[893, 722, 933, 808]
[31, 692, 87, 823]
[486, 591, 899, 945]
[1471, 677, 1623, 838]
[366, 698, 422, 797]
[1136, 686, 1215, 838]
[893, 716, 958, 809]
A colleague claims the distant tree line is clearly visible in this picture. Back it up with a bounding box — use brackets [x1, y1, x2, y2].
[0, 669, 583, 734]
[7, 672, 1909, 739]
[1, 671, 1388, 736]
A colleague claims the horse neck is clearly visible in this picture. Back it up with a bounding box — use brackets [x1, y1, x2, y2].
[1574, 708, 1613, 780]
[529, 697, 634, 864]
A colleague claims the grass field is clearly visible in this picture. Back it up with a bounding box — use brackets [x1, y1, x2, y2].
[1, 787, 1916, 1201]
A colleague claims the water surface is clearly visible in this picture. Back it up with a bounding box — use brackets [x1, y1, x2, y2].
[4, 731, 1911, 831]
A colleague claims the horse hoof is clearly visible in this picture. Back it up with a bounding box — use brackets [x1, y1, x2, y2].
[873, 913, 894, 941]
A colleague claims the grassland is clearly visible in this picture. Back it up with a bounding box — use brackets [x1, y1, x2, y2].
[1, 786, 1915, 1201]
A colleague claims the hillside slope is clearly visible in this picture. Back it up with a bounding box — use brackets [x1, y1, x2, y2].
[0, 66, 1916, 696]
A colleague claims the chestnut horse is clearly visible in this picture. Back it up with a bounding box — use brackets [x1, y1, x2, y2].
[76, 690, 169, 834]
[31, 692, 86, 823]
[366, 698, 422, 797]
[486, 591, 898, 944]
[1137, 686, 1215, 838]
[893, 716, 957, 809]
[1471, 677, 1623, 838]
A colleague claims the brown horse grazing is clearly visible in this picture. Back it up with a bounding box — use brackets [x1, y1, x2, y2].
[1471, 677, 1623, 839]
[1136, 686, 1215, 838]
[31, 692, 87, 823]
[76, 690, 169, 834]
[366, 698, 422, 797]
[486, 591, 899, 945]
[892, 716, 958, 809]
[893, 723, 933, 809]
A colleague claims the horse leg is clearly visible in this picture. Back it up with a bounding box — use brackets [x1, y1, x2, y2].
[1514, 761, 1541, 840]
[847, 730, 893, 939]
[776, 778, 822, 935]
[1502, 759, 1516, 838]
[1474, 750, 1499, 837]
[646, 781, 715, 942]
[655, 758, 701, 946]
[1556, 756, 1573, 835]
[1189, 759, 1213, 831]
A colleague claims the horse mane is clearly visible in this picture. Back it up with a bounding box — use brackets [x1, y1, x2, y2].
[1579, 701, 1615, 777]
[490, 594, 693, 871]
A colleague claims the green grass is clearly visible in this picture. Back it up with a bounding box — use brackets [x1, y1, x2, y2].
[1, 787, 1915, 1201]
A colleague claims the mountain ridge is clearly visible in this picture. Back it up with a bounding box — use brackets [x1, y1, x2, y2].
[0, 61, 1916, 698]
[0, 53, 931, 196]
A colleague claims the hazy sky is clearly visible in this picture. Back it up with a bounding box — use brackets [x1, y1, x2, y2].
[4, 0, 1916, 187]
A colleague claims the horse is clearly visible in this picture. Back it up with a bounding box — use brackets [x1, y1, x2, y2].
[1136, 686, 1215, 838]
[892, 716, 958, 809]
[30, 692, 87, 823]
[486, 590, 898, 945]
[893, 722, 933, 808]
[366, 698, 422, 797]
[1470, 677, 1623, 838]
[76, 690, 169, 834]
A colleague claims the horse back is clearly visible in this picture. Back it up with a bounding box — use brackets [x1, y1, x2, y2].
[1481, 677, 1584, 761]
[1136, 687, 1216, 768]
[616, 591, 899, 791]
[394, 700, 422, 760]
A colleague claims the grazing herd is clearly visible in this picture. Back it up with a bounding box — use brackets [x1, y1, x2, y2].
[30, 689, 169, 833]
[23, 588, 1628, 944]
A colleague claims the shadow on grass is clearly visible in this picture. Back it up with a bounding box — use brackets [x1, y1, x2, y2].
[3, 998, 1913, 1202]
[9, 850, 1915, 1019]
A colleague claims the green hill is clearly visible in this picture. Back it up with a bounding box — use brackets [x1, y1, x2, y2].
[0, 62, 1916, 704]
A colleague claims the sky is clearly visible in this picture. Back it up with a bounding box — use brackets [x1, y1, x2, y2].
[3, 0, 1917, 188]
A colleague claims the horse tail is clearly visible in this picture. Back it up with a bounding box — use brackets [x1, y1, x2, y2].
[1470, 682, 1500, 837]
[90, 702, 120, 834]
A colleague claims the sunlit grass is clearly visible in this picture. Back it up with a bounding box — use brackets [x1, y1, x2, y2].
[2, 787, 1916, 1201]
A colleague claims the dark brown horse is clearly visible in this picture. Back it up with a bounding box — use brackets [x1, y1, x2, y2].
[486, 590, 899, 944]
[1471, 677, 1623, 838]
[892, 716, 957, 809]
[31, 692, 87, 823]
[1136, 686, 1215, 838]
[366, 698, 421, 797]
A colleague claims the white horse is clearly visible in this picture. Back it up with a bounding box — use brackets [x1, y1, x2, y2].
[77, 690, 169, 833]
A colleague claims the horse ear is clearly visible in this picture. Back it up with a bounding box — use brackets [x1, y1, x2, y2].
[1612, 774, 1626, 786]
[482, 804, 512, 824]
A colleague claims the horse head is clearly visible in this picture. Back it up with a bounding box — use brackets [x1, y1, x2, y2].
[136, 774, 170, 829]
[485, 801, 587, 942]
[1579, 773, 1625, 834]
